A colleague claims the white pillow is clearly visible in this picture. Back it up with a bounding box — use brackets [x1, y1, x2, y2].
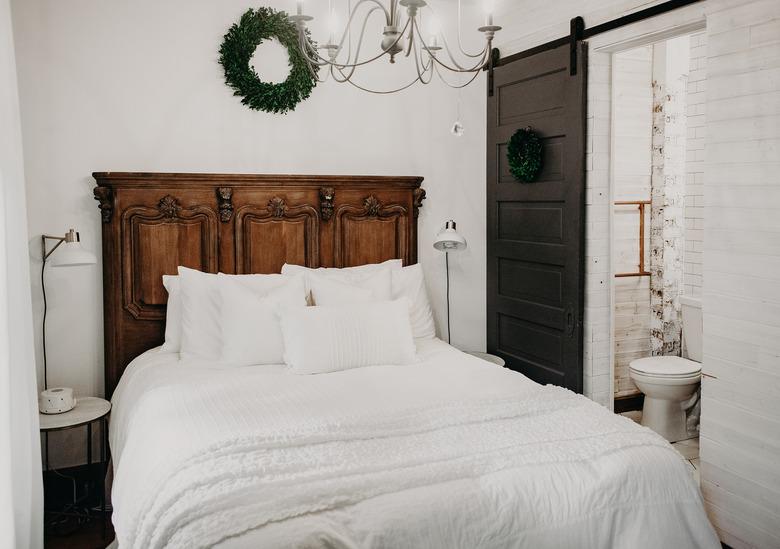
[309, 269, 392, 306]
[161, 275, 181, 353]
[391, 264, 436, 339]
[281, 259, 402, 278]
[282, 259, 399, 305]
[178, 267, 292, 361]
[280, 300, 417, 374]
[219, 275, 306, 366]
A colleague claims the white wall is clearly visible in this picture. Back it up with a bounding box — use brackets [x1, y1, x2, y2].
[0, 0, 43, 544]
[701, 1, 780, 547]
[11, 0, 487, 467]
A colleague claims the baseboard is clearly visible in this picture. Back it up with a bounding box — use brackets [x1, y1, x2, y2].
[614, 393, 644, 413]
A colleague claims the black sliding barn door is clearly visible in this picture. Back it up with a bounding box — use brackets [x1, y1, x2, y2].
[486, 42, 586, 392]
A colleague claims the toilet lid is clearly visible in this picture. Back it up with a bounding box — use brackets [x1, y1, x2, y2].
[629, 356, 701, 377]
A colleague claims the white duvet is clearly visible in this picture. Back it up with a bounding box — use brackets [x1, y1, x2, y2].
[109, 339, 719, 549]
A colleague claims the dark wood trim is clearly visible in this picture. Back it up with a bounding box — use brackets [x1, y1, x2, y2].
[496, 0, 704, 67]
[92, 172, 424, 188]
[614, 393, 645, 413]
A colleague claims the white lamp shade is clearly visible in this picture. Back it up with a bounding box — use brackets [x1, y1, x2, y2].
[51, 241, 97, 267]
[433, 220, 467, 252]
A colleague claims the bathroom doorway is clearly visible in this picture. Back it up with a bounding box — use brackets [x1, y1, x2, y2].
[609, 31, 706, 415]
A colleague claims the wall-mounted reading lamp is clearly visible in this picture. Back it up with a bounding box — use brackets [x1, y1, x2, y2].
[433, 220, 467, 344]
[40, 229, 96, 393]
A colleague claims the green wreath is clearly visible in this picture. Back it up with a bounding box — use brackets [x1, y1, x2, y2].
[507, 127, 544, 183]
[219, 7, 318, 114]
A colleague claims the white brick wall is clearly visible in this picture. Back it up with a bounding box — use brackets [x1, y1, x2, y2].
[701, 2, 780, 548]
[685, 31, 707, 297]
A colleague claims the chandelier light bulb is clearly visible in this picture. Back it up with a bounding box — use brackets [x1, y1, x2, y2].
[482, 0, 495, 26]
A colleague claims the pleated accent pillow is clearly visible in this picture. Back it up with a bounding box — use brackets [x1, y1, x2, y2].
[280, 299, 417, 374]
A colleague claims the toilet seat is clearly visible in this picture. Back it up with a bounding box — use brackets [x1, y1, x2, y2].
[629, 356, 700, 378]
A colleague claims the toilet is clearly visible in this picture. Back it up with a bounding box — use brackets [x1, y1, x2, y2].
[629, 296, 702, 442]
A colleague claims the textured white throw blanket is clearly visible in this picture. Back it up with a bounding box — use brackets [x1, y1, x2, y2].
[110, 340, 719, 549]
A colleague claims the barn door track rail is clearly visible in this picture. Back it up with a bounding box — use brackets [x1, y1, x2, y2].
[487, 0, 703, 95]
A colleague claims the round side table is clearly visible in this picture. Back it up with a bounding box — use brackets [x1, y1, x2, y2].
[40, 396, 111, 536]
[466, 351, 506, 367]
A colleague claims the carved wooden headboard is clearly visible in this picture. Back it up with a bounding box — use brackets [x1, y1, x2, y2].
[93, 172, 425, 397]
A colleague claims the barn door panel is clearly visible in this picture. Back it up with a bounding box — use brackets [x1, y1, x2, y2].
[487, 42, 586, 392]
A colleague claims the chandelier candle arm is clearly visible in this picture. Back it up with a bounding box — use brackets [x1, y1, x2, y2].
[290, 0, 500, 93]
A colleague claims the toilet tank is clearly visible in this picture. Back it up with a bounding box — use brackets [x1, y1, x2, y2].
[680, 295, 702, 362]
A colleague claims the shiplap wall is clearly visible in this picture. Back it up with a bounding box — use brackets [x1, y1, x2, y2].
[701, 1, 780, 547]
[684, 31, 707, 297]
[583, 49, 612, 407]
[612, 46, 652, 397]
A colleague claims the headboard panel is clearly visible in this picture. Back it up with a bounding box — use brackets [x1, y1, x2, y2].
[93, 172, 425, 397]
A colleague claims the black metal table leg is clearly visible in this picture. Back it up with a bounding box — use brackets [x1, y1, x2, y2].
[100, 416, 107, 539]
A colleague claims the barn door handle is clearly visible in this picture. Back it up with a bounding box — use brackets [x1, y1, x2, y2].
[565, 304, 575, 338]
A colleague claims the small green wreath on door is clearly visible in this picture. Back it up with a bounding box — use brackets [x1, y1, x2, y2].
[507, 127, 544, 183]
[219, 7, 318, 115]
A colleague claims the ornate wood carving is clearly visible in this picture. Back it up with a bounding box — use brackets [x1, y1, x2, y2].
[93, 186, 113, 223]
[157, 195, 182, 219]
[121, 202, 218, 320]
[413, 187, 426, 218]
[267, 196, 288, 218]
[363, 195, 382, 216]
[216, 187, 234, 222]
[319, 187, 335, 221]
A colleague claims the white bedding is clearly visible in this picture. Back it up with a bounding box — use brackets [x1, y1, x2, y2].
[109, 339, 719, 549]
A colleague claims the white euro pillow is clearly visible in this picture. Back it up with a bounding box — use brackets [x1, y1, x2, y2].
[391, 264, 436, 339]
[161, 275, 181, 353]
[282, 260, 398, 305]
[309, 268, 392, 305]
[219, 275, 306, 366]
[178, 267, 293, 362]
[280, 299, 417, 374]
[281, 259, 402, 278]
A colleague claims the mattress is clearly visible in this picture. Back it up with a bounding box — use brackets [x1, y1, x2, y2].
[109, 339, 719, 549]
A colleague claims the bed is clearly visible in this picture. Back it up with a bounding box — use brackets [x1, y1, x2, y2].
[94, 173, 719, 549]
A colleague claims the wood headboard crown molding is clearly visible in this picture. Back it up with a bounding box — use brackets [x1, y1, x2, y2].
[93, 172, 425, 397]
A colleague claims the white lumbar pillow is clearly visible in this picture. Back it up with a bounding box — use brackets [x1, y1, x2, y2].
[391, 263, 436, 339]
[280, 299, 417, 374]
[161, 275, 181, 353]
[219, 275, 306, 366]
[178, 267, 293, 362]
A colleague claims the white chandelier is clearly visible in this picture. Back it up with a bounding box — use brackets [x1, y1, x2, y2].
[289, 0, 501, 93]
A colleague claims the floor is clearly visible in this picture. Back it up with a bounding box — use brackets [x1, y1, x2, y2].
[44, 511, 113, 549]
[621, 410, 701, 486]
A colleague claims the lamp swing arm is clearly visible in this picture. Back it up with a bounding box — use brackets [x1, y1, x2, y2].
[41, 230, 79, 262]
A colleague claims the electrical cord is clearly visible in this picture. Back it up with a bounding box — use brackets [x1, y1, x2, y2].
[446, 251, 451, 344]
[41, 257, 48, 390]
